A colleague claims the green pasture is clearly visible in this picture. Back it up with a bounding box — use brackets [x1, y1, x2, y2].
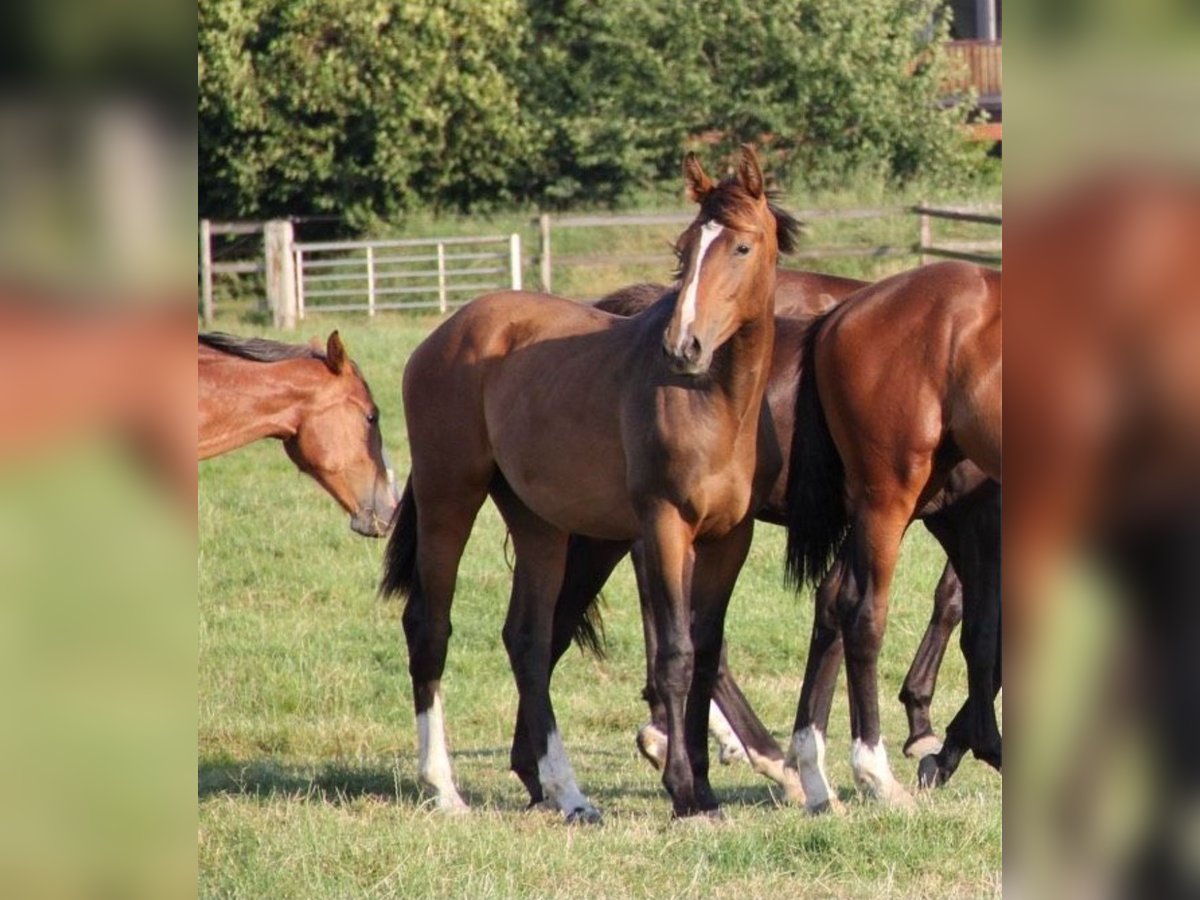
[198, 309, 1001, 898]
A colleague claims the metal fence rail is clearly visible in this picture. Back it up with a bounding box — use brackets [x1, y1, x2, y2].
[293, 234, 522, 318]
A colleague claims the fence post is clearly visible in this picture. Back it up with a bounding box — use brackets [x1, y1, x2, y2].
[294, 248, 305, 321]
[918, 202, 932, 265]
[436, 242, 447, 313]
[265, 219, 297, 329]
[510, 233, 523, 291]
[366, 245, 376, 317]
[199, 219, 213, 326]
[539, 213, 552, 293]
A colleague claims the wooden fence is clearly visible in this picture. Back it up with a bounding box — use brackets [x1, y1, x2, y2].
[536, 203, 1000, 294]
[199, 205, 998, 327]
[198, 220, 265, 326]
[292, 234, 522, 320]
[944, 40, 1002, 103]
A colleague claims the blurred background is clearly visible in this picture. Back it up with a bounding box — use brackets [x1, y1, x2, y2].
[0, 0, 195, 896]
[4, 0, 1199, 893]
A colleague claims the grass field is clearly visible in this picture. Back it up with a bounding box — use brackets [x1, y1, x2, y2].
[198, 312, 1001, 898]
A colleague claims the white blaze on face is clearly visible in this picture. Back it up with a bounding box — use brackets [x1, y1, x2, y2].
[675, 220, 725, 354]
[788, 725, 834, 811]
[417, 690, 467, 810]
[537, 729, 591, 815]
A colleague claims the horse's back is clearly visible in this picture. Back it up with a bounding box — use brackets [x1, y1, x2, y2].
[774, 269, 867, 317]
[815, 262, 1002, 481]
[403, 290, 643, 539]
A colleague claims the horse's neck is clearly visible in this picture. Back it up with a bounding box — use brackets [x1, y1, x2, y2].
[198, 357, 316, 459]
[721, 307, 777, 428]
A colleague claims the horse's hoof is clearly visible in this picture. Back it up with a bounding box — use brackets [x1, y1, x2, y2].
[718, 742, 748, 766]
[917, 754, 946, 790]
[805, 796, 845, 817]
[903, 732, 943, 760]
[636, 724, 667, 771]
[565, 804, 603, 825]
[882, 784, 916, 810]
[438, 795, 470, 814]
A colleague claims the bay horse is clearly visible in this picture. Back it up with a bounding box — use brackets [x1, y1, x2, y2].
[381, 146, 795, 820]
[507, 278, 993, 809]
[199, 330, 396, 537]
[783, 260, 1002, 809]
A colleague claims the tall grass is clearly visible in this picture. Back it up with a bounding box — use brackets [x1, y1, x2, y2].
[198, 312, 1000, 898]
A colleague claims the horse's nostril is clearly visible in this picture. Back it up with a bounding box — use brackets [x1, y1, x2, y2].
[688, 336, 702, 362]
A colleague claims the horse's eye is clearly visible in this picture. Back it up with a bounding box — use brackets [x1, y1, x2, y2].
[366, 410, 379, 425]
[736, 243, 751, 256]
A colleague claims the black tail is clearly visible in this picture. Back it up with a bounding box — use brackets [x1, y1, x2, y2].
[380, 476, 418, 600]
[556, 534, 627, 660]
[784, 313, 850, 589]
[572, 595, 607, 659]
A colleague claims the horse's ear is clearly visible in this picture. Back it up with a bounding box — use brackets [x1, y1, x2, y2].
[736, 144, 764, 199]
[325, 331, 346, 374]
[683, 152, 714, 203]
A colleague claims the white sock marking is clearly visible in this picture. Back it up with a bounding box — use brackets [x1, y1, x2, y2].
[708, 701, 747, 763]
[675, 221, 724, 354]
[417, 691, 466, 810]
[538, 729, 592, 815]
[788, 726, 834, 810]
[850, 737, 903, 802]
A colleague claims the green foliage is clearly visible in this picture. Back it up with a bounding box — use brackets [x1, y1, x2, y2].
[200, 0, 531, 225]
[200, 0, 988, 222]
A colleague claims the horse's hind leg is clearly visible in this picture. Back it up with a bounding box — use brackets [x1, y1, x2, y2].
[709, 648, 806, 803]
[900, 560, 962, 758]
[403, 475, 491, 812]
[510, 535, 630, 805]
[786, 553, 848, 814]
[492, 483, 598, 823]
[841, 504, 918, 807]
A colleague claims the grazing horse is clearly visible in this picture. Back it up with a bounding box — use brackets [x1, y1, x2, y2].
[199, 331, 396, 537]
[514, 278, 993, 806]
[381, 146, 795, 820]
[783, 261, 1002, 810]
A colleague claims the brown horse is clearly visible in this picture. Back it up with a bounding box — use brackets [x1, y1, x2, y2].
[380, 146, 796, 820]
[519, 279, 992, 807]
[199, 331, 396, 537]
[784, 260, 1002, 809]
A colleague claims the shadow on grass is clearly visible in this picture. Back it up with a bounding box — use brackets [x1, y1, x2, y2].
[199, 757, 427, 805]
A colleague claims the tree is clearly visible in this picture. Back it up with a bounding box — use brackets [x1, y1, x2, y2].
[200, 0, 532, 224]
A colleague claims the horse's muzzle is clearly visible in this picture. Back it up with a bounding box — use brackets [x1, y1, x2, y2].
[662, 333, 707, 375]
[350, 506, 392, 537]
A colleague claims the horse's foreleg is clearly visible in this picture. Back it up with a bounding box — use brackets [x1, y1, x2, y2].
[920, 481, 1003, 786]
[682, 519, 757, 817]
[842, 506, 914, 807]
[787, 553, 847, 814]
[900, 560, 962, 758]
[643, 506, 701, 817]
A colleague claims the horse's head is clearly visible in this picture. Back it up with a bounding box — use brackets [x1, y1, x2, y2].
[284, 331, 398, 537]
[663, 145, 798, 376]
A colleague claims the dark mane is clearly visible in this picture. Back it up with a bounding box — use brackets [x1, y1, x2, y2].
[593, 282, 671, 317]
[199, 331, 324, 363]
[672, 182, 802, 279]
